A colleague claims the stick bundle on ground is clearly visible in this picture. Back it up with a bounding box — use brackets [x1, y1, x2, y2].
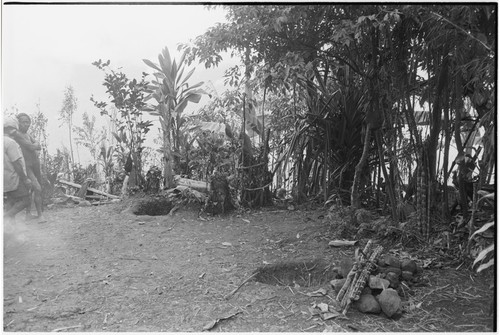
[336, 239, 383, 314]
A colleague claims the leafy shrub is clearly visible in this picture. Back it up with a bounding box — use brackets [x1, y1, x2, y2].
[72, 163, 97, 185]
[144, 166, 162, 194]
[470, 193, 495, 273]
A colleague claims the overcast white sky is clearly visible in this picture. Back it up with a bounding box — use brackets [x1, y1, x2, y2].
[2, 3, 235, 161]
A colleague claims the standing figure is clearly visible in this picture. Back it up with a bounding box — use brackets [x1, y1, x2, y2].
[3, 118, 32, 221]
[13, 113, 46, 222]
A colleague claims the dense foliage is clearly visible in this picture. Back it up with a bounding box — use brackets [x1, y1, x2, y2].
[179, 4, 495, 268]
[91, 59, 154, 188]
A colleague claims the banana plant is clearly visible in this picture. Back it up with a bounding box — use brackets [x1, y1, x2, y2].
[143, 46, 207, 188]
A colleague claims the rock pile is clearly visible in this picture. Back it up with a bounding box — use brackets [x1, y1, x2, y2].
[331, 254, 423, 318]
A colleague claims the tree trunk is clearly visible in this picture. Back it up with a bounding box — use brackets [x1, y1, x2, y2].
[375, 130, 398, 220]
[121, 175, 129, 198]
[68, 119, 75, 168]
[160, 104, 175, 189]
[442, 105, 452, 220]
[453, 87, 468, 216]
[163, 132, 175, 189]
[351, 124, 371, 208]
[427, 54, 449, 183]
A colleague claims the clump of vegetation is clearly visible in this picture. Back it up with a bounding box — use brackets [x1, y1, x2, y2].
[204, 172, 235, 215]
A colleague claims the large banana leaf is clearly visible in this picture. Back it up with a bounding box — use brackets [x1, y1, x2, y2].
[174, 93, 204, 115]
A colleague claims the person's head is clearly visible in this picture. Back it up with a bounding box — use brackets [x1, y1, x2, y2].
[4, 117, 19, 137]
[16, 113, 31, 133]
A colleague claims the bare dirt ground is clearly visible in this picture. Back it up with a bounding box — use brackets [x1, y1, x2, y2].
[3, 202, 495, 332]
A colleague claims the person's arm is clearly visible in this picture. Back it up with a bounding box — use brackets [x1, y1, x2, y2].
[11, 158, 32, 189]
[13, 133, 41, 151]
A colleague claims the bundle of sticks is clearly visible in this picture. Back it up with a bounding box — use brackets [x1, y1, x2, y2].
[336, 239, 383, 314]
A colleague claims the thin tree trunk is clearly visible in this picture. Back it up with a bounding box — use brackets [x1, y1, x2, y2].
[442, 99, 452, 220]
[69, 119, 75, 167]
[261, 85, 267, 144]
[75, 143, 81, 166]
[351, 124, 372, 208]
[428, 54, 449, 183]
[453, 82, 468, 216]
[324, 127, 330, 202]
[375, 129, 398, 220]
[161, 105, 175, 189]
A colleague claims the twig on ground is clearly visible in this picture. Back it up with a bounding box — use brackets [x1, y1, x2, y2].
[271, 275, 286, 286]
[51, 325, 82, 332]
[301, 324, 318, 332]
[418, 324, 431, 332]
[224, 272, 258, 300]
[303, 262, 317, 272]
[169, 205, 179, 216]
[420, 284, 451, 300]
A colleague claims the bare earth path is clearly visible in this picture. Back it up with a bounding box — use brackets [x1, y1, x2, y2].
[3, 204, 494, 332]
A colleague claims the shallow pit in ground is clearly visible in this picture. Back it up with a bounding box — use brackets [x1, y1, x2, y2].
[132, 197, 174, 216]
[253, 259, 337, 287]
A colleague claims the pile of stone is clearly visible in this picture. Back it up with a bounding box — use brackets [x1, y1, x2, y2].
[331, 254, 423, 318]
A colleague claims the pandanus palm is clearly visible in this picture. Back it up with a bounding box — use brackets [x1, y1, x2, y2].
[144, 47, 206, 188]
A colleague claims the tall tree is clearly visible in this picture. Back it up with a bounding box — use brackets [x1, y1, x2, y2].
[74, 111, 106, 161]
[91, 60, 153, 189]
[59, 86, 77, 168]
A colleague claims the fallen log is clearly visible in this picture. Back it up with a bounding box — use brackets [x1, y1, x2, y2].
[85, 195, 111, 201]
[58, 180, 120, 199]
[91, 200, 119, 206]
[174, 176, 210, 192]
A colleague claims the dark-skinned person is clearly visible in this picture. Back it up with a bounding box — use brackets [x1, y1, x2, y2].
[13, 113, 46, 223]
[3, 118, 32, 223]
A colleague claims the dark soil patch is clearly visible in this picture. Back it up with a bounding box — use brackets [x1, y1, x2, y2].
[131, 197, 174, 216]
[254, 259, 337, 287]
